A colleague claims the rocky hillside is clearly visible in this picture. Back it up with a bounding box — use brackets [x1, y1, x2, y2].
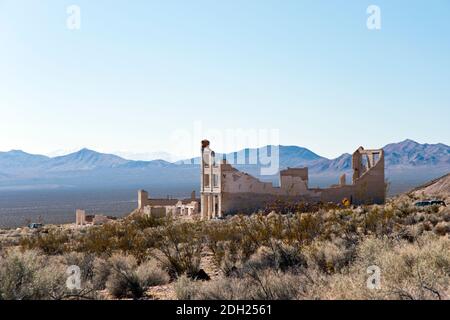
[410, 173, 450, 198]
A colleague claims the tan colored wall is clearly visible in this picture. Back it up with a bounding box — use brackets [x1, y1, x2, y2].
[221, 192, 323, 214]
[93, 215, 109, 225]
[143, 206, 167, 218]
[280, 168, 308, 181]
[75, 209, 86, 226]
[200, 142, 385, 219]
[319, 185, 355, 204]
[221, 167, 315, 197]
[351, 151, 385, 204]
[319, 148, 385, 205]
[138, 190, 149, 210]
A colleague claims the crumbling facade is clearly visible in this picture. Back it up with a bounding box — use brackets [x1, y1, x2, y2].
[200, 140, 385, 219]
[138, 190, 200, 217]
[75, 209, 117, 226]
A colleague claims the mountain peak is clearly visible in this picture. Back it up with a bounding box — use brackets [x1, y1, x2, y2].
[7, 149, 28, 155]
[77, 148, 98, 154]
[399, 139, 419, 145]
[1, 149, 49, 159]
[383, 139, 449, 167]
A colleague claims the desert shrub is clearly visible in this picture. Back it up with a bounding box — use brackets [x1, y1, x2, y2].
[185, 270, 301, 300]
[149, 222, 203, 278]
[75, 224, 118, 256]
[264, 199, 340, 215]
[92, 258, 111, 290]
[305, 239, 355, 274]
[174, 274, 200, 300]
[35, 257, 73, 300]
[227, 215, 273, 256]
[335, 234, 450, 300]
[136, 259, 170, 288]
[363, 206, 395, 235]
[422, 221, 433, 231]
[128, 214, 168, 230]
[64, 252, 96, 283]
[354, 236, 392, 265]
[290, 213, 324, 243]
[242, 240, 306, 274]
[105, 254, 143, 299]
[204, 221, 245, 272]
[212, 241, 245, 276]
[205, 214, 311, 275]
[175, 270, 300, 300]
[433, 222, 450, 236]
[291, 234, 450, 300]
[0, 249, 68, 300]
[402, 214, 416, 226]
[441, 209, 450, 222]
[395, 201, 416, 217]
[0, 249, 43, 299]
[423, 213, 439, 226]
[376, 234, 449, 299]
[194, 277, 252, 300]
[20, 230, 69, 255]
[75, 222, 152, 262]
[413, 212, 426, 224]
[246, 270, 301, 300]
[399, 224, 424, 242]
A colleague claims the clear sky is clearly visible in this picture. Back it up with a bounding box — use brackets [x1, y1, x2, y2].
[0, 0, 449, 159]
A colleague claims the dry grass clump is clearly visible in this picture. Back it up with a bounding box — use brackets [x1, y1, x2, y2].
[103, 254, 170, 299]
[74, 221, 154, 262]
[433, 221, 450, 236]
[136, 259, 170, 288]
[20, 229, 69, 255]
[242, 240, 306, 274]
[63, 252, 96, 283]
[304, 238, 355, 274]
[175, 233, 450, 300]
[174, 275, 201, 300]
[0, 248, 170, 300]
[105, 254, 143, 299]
[309, 234, 450, 300]
[92, 257, 111, 290]
[175, 270, 301, 300]
[0, 249, 94, 300]
[147, 221, 203, 279]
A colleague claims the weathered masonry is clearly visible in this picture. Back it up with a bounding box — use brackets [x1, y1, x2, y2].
[200, 140, 385, 219]
[138, 190, 200, 217]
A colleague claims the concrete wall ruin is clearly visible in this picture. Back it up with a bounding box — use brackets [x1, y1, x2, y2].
[138, 189, 200, 217]
[200, 140, 385, 219]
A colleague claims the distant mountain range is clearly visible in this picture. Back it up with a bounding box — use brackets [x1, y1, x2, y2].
[114, 151, 183, 162]
[0, 140, 448, 196]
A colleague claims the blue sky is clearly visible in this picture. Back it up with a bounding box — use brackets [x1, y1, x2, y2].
[0, 0, 449, 159]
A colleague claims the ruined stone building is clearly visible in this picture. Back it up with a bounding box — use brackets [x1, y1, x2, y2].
[136, 140, 385, 220]
[75, 209, 117, 226]
[138, 190, 200, 217]
[200, 140, 385, 219]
